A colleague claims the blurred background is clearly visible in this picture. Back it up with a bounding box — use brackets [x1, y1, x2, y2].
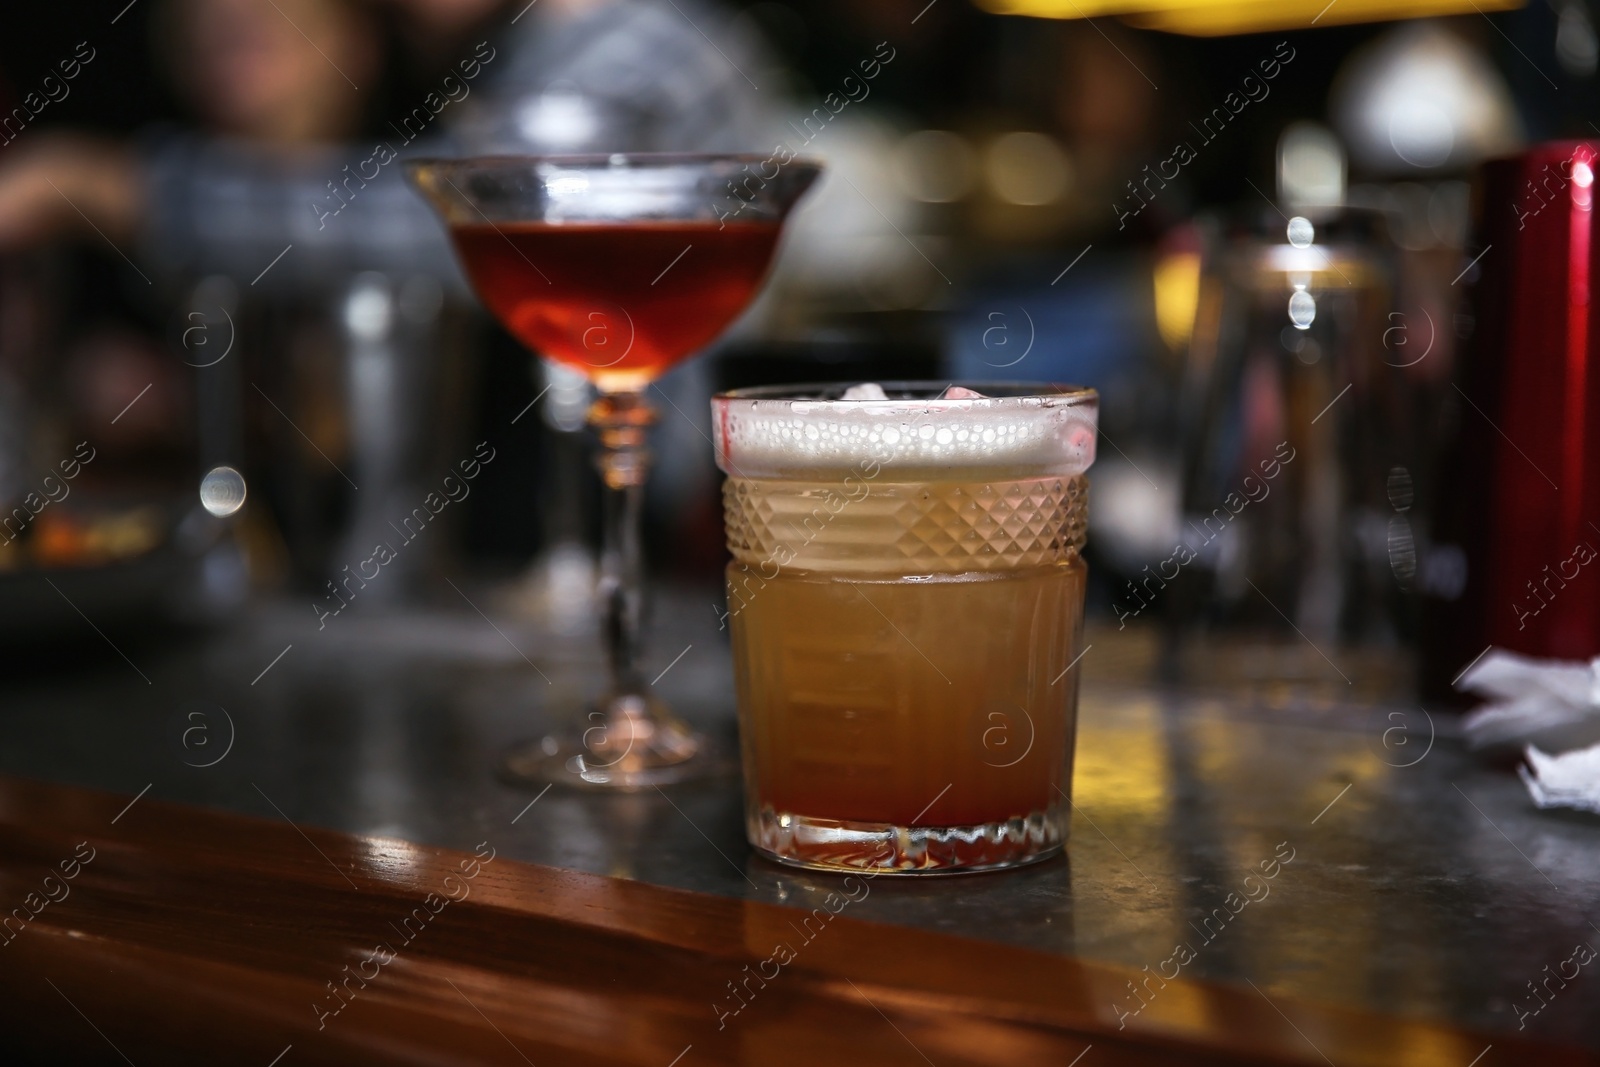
[0, 0, 1593, 695]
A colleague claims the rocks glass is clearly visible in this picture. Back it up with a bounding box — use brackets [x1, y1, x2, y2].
[713, 383, 1098, 872]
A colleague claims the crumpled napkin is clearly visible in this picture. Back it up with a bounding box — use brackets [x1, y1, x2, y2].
[1456, 648, 1600, 814]
[1455, 649, 1600, 746]
[1520, 743, 1600, 814]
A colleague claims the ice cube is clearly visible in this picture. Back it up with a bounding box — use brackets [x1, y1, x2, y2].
[940, 385, 986, 399]
[840, 383, 889, 401]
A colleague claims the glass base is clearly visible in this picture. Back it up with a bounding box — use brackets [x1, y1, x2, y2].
[747, 805, 1066, 874]
[500, 690, 711, 790]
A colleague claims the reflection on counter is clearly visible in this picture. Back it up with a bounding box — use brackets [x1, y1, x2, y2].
[3, 597, 1598, 1047]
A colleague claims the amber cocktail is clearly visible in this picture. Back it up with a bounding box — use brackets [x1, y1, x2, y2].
[713, 383, 1098, 872]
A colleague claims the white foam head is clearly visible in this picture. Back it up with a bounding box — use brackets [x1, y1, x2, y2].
[712, 383, 1097, 479]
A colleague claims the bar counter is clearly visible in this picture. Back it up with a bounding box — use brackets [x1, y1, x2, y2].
[1, 585, 1596, 1064]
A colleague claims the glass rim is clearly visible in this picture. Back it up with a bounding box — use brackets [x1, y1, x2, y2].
[403, 152, 825, 173]
[713, 381, 1098, 407]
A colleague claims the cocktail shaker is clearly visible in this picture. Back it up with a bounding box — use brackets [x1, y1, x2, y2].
[1174, 208, 1409, 649]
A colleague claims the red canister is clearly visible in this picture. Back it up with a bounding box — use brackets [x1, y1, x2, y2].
[1423, 141, 1600, 692]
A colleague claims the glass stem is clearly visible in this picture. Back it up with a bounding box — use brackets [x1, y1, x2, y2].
[589, 389, 657, 695]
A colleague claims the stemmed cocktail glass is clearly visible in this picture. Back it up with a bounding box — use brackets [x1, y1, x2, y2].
[406, 154, 821, 788]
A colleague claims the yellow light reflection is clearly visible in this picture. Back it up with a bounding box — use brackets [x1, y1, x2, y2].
[1153, 252, 1201, 351]
[974, 0, 1523, 36]
[1073, 694, 1171, 817]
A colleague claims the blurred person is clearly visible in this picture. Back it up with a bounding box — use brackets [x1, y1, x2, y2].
[0, 0, 382, 265]
[0, 0, 787, 591]
[1051, 21, 1163, 240]
[0, 0, 778, 288]
[167, 0, 384, 145]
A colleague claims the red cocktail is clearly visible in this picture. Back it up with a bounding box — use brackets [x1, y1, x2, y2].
[451, 221, 782, 392]
[408, 155, 821, 789]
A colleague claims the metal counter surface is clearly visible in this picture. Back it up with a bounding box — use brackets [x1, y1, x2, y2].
[1, 584, 1595, 1054]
